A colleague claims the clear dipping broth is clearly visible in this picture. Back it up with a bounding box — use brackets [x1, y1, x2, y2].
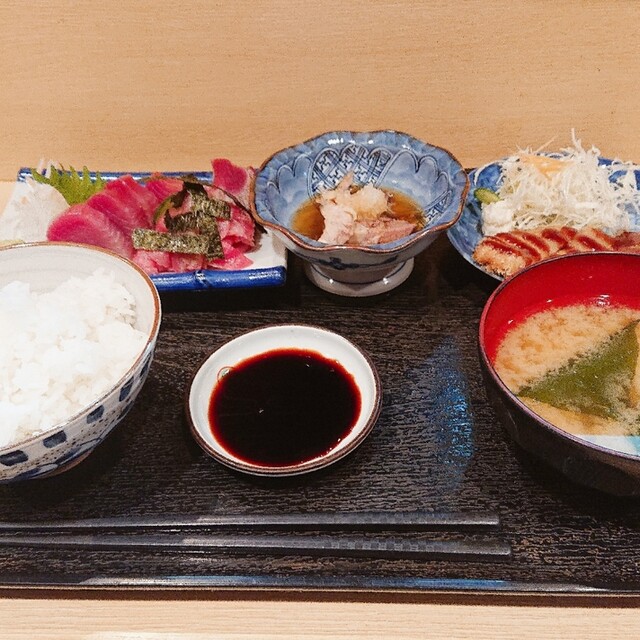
[292, 187, 423, 241]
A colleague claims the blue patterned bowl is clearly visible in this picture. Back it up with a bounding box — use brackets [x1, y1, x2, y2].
[0, 242, 161, 482]
[252, 131, 469, 296]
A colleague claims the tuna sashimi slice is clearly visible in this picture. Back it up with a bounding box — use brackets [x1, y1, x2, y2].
[107, 175, 162, 217]
[211, 159, 255, 210]
[207, 247, 253, 271]
[47, 203, 135, 259]
[88, 175, 159, 235]
[145, 176, 183, 202]
[131, 249, 172, 274]
[169, 253, 206, 273]
[217, 207, 256, 248]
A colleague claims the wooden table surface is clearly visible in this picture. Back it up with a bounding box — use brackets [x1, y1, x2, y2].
[2, 589, 640, 639]
[3, 0, 640, 635]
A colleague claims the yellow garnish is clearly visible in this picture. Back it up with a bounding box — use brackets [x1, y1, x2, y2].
[519, 154, 568, 178]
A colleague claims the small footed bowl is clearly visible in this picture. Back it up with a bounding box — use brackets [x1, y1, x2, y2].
[0, 242, 161, 482]
[187, 324, 382, 476]
[252, 130, 469, 296]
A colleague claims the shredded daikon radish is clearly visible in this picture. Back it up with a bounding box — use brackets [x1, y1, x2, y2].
[480, 133, 640, 236]
[0, 160, 68, 243]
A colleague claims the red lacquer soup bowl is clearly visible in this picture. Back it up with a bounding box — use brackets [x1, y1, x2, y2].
[479, 251, 640, 495]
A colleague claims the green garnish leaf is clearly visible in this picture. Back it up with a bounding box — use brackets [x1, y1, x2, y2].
[474, 187, 501, 205]
[30, 165, 106, 205]
[518, 321, 640, 420]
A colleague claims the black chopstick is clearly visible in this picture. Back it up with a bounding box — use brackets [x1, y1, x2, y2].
[0, 532, 511, 562]
[0, 511, 501, 533]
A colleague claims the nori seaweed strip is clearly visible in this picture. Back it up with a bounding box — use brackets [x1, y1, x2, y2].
[204, 227, 223, 259]
[180, 182, 231, 219]
[191, 190, 231, 219]
[132, 229, 216, 257]
[138, 179, 231, 261]
[165, 207, 230, 234]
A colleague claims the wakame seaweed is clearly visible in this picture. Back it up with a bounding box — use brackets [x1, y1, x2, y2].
[518, 320, 640, 420]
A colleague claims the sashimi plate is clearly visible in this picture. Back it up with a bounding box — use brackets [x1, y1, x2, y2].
[0, 169, 287, 292]
[447, 158, 640, 281]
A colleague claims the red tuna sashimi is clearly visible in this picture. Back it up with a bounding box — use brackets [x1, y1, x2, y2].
[48, 166, 257, 276]
[204, 207, 256, 270]
[131, 249, 172, 275]
[47, 203, 135, 259]
[169, 253, 206, 273]
[132, 249, 210, 275]
[132, 206, 254, 275]
[211, 159, 255, 210]
[109, 175, 161, 213]
[88, 175, 161, 235]
[145, 175, 183, 202]
[217, 207, 255, 250]
[207, 246, 253, 270]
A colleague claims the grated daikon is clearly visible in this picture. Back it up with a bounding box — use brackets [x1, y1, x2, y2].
[480, 133, 640, 236]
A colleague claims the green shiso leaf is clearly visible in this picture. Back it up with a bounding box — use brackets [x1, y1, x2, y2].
[30, 165, 106, 205]
[518, 320, 640, 420]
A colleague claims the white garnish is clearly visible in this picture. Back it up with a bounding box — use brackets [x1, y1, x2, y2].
[480, 132, 640, 236]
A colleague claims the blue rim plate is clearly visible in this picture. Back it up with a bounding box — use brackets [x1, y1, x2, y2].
[4, 169, 287, 292]
[447, 157, 640, 281]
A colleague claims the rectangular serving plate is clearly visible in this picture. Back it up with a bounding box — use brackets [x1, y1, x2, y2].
[1, 168, 288, 291]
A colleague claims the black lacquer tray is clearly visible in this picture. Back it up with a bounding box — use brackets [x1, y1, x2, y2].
[2, 238, 640, 594]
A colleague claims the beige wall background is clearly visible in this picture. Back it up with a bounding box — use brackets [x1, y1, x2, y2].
[1, 0, 639, 180]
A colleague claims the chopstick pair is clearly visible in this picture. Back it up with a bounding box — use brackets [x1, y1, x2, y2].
[0, 511, 511, 562]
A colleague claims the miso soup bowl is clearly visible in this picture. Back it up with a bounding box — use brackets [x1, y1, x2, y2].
[479, 252, 640, 495]
[187, 324, 382, 476]
[252, 130, 468, 297]
[0, 242, 161, 483]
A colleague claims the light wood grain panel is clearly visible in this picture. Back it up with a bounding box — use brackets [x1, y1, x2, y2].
[1, 594, 640, 639]
[1, 1, 640, 179]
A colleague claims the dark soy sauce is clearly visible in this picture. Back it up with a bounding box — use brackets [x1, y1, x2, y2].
[208, 348, 361, 467]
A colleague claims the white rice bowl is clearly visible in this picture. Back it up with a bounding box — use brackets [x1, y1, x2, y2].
[0, 242, 161, 482]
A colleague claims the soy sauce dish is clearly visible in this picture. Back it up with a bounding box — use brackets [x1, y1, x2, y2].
[186, 324, 382, 476]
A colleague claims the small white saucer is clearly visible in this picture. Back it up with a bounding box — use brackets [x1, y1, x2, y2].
[186, 324, 382, 476]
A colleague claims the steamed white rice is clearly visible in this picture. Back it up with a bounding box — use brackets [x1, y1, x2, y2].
[0, 268, 147, 448]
